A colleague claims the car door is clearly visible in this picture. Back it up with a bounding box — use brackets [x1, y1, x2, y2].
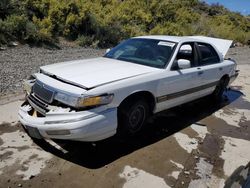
[155, 42, 204, 112]
[195, 42, 224, 96]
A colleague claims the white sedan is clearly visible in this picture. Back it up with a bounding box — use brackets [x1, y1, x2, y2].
[18, 35, 238, 141]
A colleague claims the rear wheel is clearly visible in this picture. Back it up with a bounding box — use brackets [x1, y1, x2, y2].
[212, 77, 229, 101]
[118, 99, 149, 136]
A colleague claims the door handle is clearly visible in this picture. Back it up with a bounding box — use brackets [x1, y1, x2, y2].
[198, 71, 204, 75]
[219, 67, 223, 71]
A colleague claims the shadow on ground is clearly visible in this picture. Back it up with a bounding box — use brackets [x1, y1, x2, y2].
[29, 89, 243, 169]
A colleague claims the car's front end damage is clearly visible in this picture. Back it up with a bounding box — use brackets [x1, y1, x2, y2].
[18, 73, 117, 142]
[18, 56, 158, 141]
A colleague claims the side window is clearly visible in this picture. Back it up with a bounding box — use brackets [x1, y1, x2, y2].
[197, 43, 220, 65]
[173, 43, 196, 69]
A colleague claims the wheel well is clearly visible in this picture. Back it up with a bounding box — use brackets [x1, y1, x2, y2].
[221, 74, 230, 85]
[118, 91, 156, 114]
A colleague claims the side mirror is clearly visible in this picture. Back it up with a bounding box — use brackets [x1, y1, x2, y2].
[177, 59, 191, 69]
[106, 48, 111, 54]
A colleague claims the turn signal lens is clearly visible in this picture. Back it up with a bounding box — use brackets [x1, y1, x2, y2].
[77, 94, 114, 107]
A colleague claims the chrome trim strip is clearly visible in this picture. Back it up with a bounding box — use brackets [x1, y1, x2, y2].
[156, 81, 219, 103]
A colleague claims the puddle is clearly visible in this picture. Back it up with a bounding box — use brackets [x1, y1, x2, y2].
[188, 157, 225, 188]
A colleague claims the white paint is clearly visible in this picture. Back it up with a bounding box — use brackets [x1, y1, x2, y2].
[173, 133, 198, 153]
[209, 176, 225, 188]
[195, 158, 213, 179]
[191, 124, 208, 139]
[0, 130, 52, 180]
[170, 171, 180, 179]
[221, 136, 250, 177]
[169, 160, 184, 179]
[119, 165, 171, 188]
[170, 160, 184, 169]
[188, 158, 225, 188]
[0, 100, 23, 124]
[214, 108, 250, 127]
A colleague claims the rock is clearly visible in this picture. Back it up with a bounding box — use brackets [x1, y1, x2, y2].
[8, 41, 18, 47]
[184, 171, 190, 175]
[29, 175, 35, 179]
[234, 42, 244, 47]
[181, 181, 185, 185]
[190, 140, 197, 145]
[0, 46, 6, 51]
[18, 184, 22, 187]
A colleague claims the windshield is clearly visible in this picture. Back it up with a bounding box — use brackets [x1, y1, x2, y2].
[104, 38, 176, 68]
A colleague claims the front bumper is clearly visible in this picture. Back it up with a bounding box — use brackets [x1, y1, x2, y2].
[18, 103, 118, 142]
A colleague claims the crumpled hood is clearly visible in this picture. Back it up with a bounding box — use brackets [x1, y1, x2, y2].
[40, 57, 158, 88]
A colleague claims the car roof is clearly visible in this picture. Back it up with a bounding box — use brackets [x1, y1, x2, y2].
[134, 35, 185, 42]
[134, 35, 233, 57]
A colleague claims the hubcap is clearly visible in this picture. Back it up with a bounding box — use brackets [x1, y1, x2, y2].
[129, 104, 146, 131]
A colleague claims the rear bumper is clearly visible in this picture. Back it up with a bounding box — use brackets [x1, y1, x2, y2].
[18, 103, 117, 142]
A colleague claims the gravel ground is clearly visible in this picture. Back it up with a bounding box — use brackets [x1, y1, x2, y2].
[0, 44, 249, 99]
[0, 44, 105, 98]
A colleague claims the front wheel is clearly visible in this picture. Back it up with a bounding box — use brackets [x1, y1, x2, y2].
[118, 99, 149, 136]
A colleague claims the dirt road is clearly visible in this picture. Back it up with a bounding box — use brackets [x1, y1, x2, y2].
[0, 47, 250, 188]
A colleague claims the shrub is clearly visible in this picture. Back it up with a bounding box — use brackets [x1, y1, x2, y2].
[0, 0, 250, 47]
[77, 35, 95, 47]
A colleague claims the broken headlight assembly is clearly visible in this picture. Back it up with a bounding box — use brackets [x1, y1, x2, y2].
[54, 92, 114, 108]
[23, 75, 36, 94]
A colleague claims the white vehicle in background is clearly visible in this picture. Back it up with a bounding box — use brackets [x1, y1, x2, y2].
[18, 35, 238, 141]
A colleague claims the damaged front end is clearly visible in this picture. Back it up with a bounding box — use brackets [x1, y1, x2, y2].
[18, 74, 117, 142]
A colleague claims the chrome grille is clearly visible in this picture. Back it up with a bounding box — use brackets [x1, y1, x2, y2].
[33, 81, 54, 103]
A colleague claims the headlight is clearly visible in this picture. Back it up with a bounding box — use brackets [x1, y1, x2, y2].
[54, 92, 79, 107]
[55, 92, 114, 108]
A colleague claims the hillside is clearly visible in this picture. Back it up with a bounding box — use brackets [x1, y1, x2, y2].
[0, 0, 250, 47]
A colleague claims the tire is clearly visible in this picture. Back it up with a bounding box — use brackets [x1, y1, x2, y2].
[212, 77, 229, 101]
[118, 99, 149, 136]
